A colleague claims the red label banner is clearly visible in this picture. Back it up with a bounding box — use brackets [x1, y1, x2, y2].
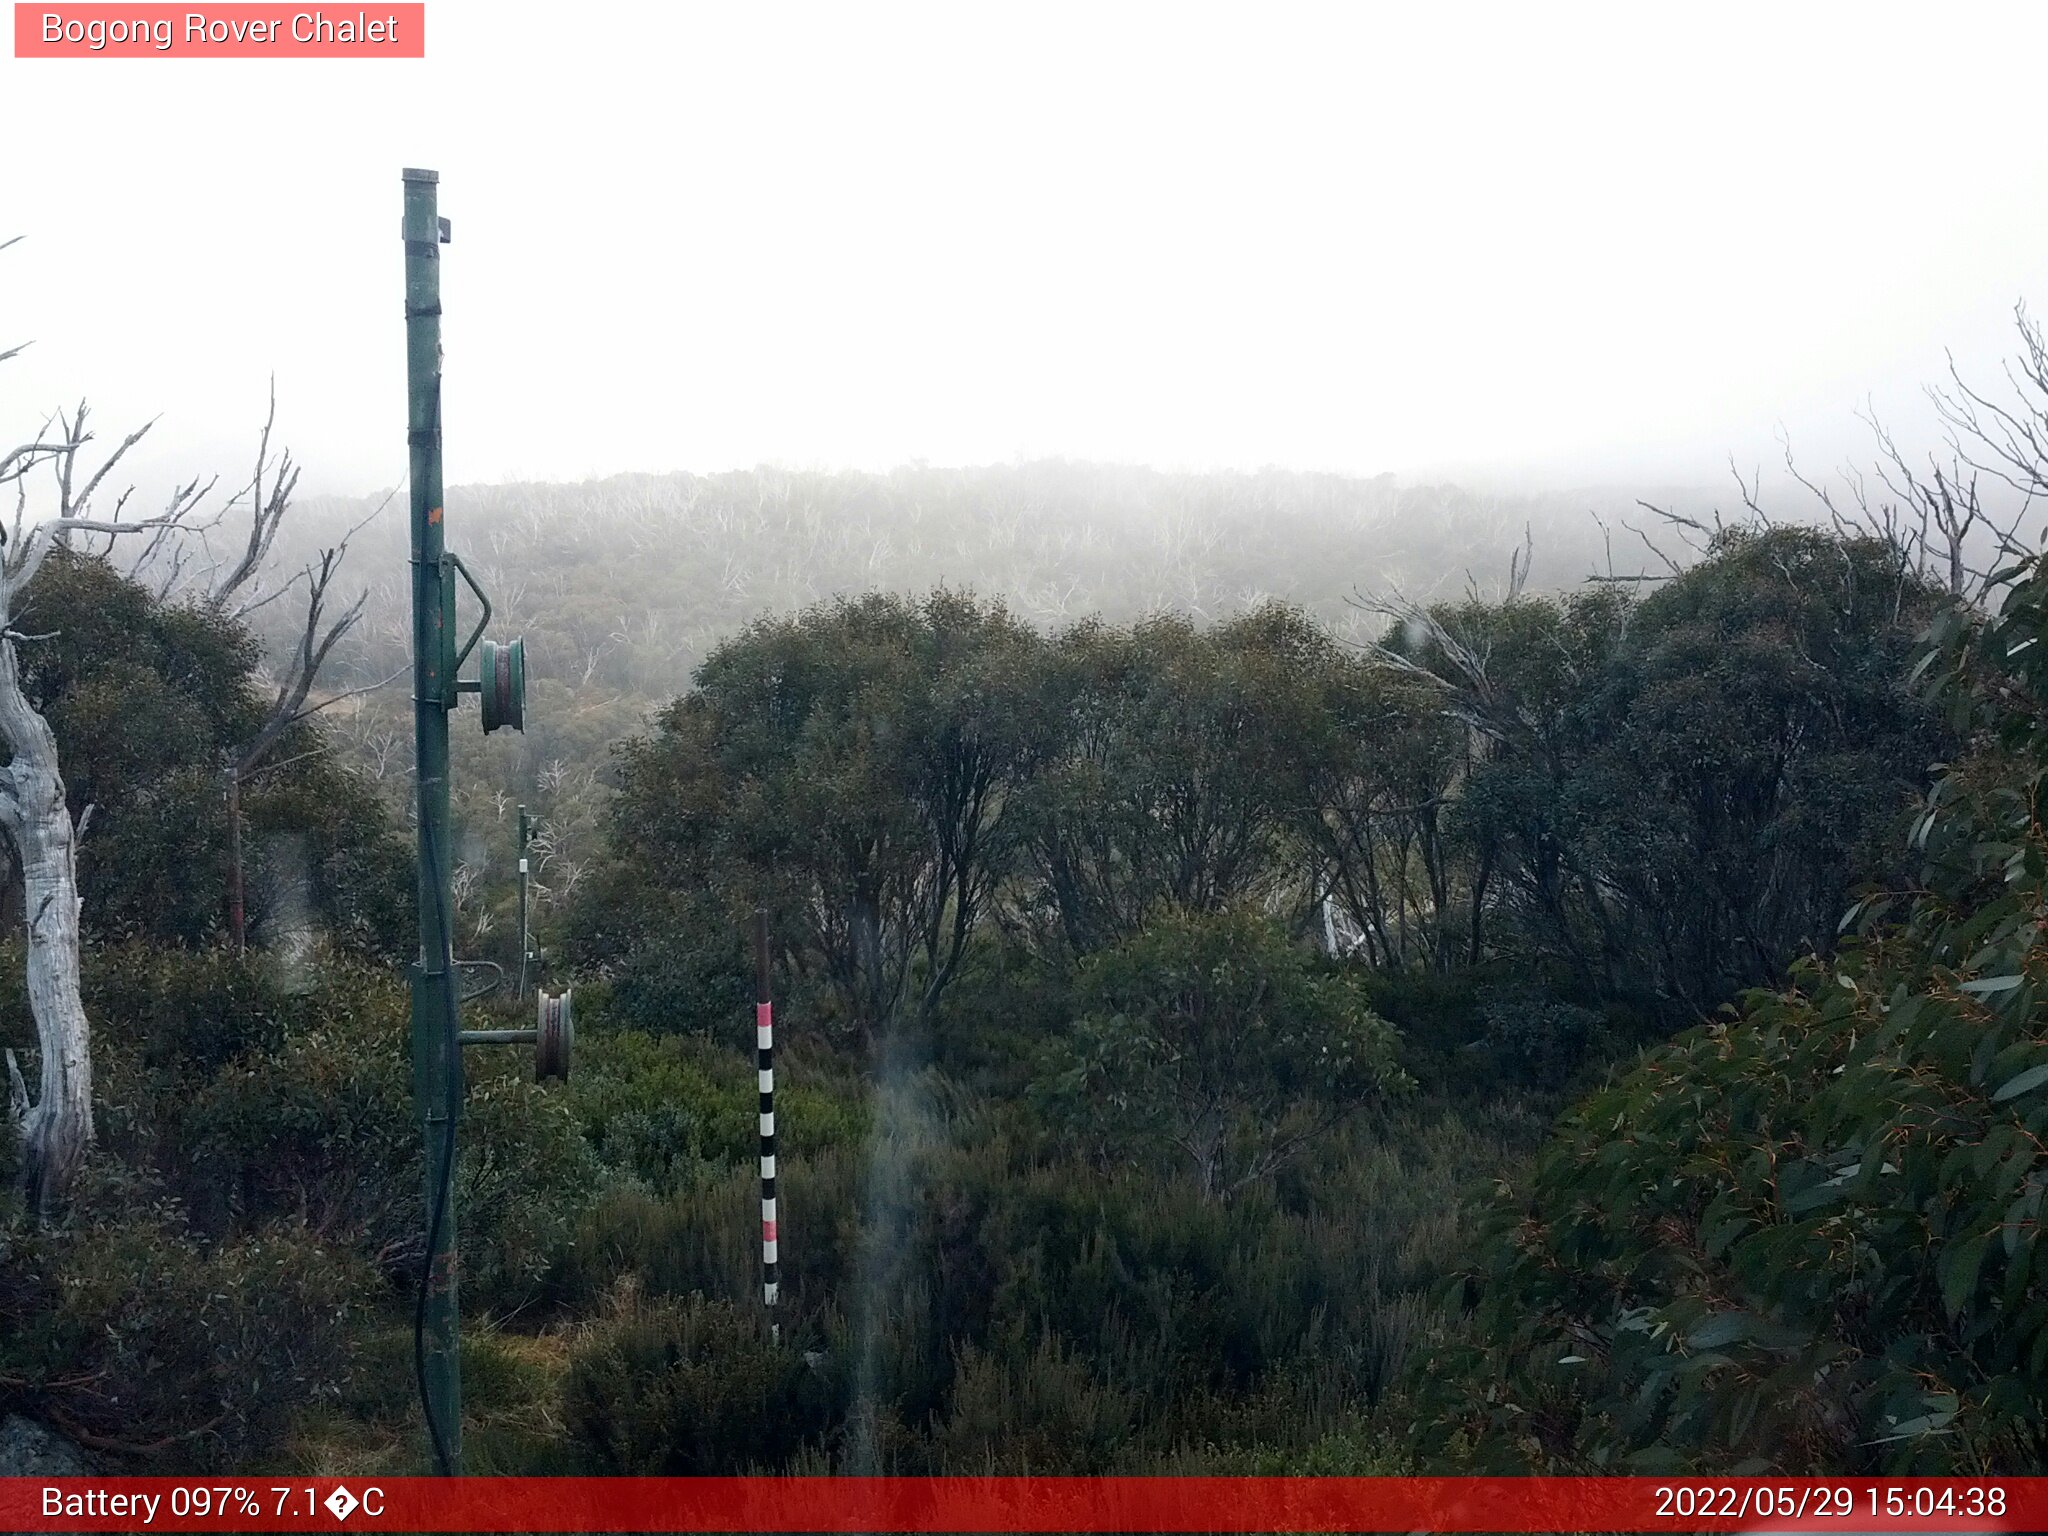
[13, 4, 424, 57]
[0, 1477, 2043, 1532]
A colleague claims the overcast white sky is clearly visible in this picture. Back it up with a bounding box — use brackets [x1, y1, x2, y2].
[5, 0, 2048, 500]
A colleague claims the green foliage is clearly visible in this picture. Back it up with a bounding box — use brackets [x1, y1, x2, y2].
[585, 527, 1939, 1074]
[1430, 528, 1945, 1013]
[1018, 606, 1336, 953]
[595, 898, 752, 1040]
[70, 942, 289, 1073]
[1294, 656, 1468, 972]
[927, 933, 1076, 1093]
[566, 1027, 866, 1192]
[931, 1335, 1135, 1471]
[241, 764, 413, 961]
[12, 551, 410, 957]
[178, 1006, 418, 1249]
[174, 980, 597, 1309]
[1044, 907, 1409, 1198]
[0, 1162, 373, 1470]
[542, 1063, 1520, 1475]
[1476, 992, 1606, 1092]
[3, 948, 598, 1316]
[1423, 544, 2048, 1473]
[591, 590, 1047, 1044]
[563, 1289, 833, 1473]
[548, 1179, 769, 1321]
[0, 941, 609, 1471]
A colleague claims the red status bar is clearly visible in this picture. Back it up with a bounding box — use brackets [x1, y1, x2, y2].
[2, 1476, 2043, 1533]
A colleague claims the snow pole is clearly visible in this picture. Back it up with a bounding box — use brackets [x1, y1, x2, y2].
[754, 907, 779, 1342]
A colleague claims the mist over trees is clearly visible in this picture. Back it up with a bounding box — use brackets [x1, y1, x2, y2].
[269, 461, 1730, 959]
[10, 298, 2048, 1476]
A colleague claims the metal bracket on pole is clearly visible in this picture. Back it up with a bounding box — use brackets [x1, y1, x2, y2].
[457, 989, 573, 1081]
[445, 552, 492, 680]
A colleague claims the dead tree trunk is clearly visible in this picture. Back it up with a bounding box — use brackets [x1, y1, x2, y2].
[0, 585, 93, 1219]
[0, 247, 388, 1215]
[0, 388, 215, 1216]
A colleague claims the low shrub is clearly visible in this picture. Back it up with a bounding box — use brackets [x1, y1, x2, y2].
[0, 1163, 372, 1471]
[927, 936, 1076, 1094]
[170, 976, 596, 1311]
[79, 943, 291, 1075]
[1477, 993, 1603, 1090]
[930, 1335, 1133, 1472]
[604, 919, 753, 1041]
[562, 1288, 832, 1473]
[568, 1028, 867, 1192]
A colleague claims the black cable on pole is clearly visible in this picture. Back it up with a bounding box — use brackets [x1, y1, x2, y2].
[413, 815, 460, 1478]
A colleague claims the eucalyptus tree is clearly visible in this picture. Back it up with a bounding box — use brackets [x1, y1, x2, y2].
[1294, 654, 1468, 971]
[5, 551, 411, 957]
[0, 247, 383, 1212]
[99, 383, 388, 952]
[1018, 603, 1333, 956]
[0, 381, 222, 1214]
[1430, 534, 2048, 1475]
[601, 590, 1048, 1046]
[1362, 529, 1943, 1012]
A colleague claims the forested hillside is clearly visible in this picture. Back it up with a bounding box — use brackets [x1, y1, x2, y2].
[6, 418, 2048, 1476]
[270, 462, 1709, 960]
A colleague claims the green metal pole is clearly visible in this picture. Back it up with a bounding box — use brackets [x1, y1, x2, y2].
[403, 166, 463, 1476]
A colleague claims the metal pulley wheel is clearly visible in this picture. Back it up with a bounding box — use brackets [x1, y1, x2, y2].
[536, 988, 572, 1081]
[479, 636, 525, 734]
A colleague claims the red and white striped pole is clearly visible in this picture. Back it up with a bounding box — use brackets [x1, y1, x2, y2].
[753, 907, 779, 1342]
